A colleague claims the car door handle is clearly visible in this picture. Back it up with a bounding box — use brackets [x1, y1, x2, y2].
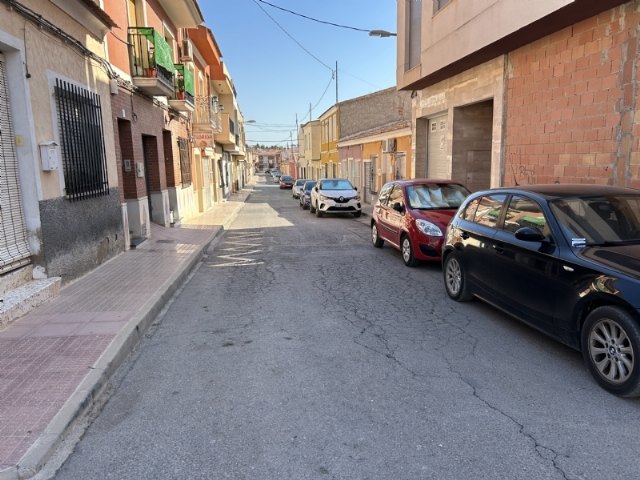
[492, 243, 504, 254]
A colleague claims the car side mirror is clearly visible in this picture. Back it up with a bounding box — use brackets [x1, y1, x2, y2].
[392, 202, 404, 213]
[514, 227, 546, 242]
[354, 187, 358, 191]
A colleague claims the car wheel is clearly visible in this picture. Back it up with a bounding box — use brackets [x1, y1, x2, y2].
[443, 252, 473, 301]
[581, 306, 640, 397]
[353, 211, 362, 218]
[315, 203, 323, 217]
[310, 202, 316, 214]
[371, 223, 384, 248]
[401, 235, 418, 267]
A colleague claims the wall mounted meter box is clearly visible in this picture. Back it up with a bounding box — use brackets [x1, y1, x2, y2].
[136, 161, 145, 177]
[39, 141, 59, 171]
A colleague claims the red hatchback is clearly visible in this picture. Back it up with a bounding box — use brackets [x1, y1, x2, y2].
[371, 179, 470, 266]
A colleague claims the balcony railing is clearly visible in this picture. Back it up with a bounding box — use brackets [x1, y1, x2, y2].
[128, 27, 175, 95]
[194, 96, 222, 132]
[172, 64, 194, 104]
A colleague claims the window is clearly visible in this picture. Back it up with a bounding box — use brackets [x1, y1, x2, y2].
[433, 0, 451, 14]
[406, 0, 422, 70]
[471, 194, 507, 227]
[178, 137, 191, 186]
[378, 183, 393, 205]
[503, 195, 549, 236]
[388, 186, 405, 209]
[54, 79, 109, 201]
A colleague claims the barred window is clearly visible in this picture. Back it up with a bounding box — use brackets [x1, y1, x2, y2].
[178, 138, 191, 185]
[54, 79, 109, 201]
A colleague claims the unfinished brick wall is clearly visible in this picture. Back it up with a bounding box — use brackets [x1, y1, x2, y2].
[505, 2, 640, 188]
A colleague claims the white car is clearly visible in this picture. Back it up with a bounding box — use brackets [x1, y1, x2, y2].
[310, 178, 362, 218]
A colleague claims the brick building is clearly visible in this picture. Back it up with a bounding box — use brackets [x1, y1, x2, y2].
[397, 0, 639, 190]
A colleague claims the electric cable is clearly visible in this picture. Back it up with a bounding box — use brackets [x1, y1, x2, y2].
[249, 0, 333, 72]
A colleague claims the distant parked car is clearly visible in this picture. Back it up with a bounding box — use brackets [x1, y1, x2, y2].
[443, 184, 640, 397]
[299, 180, 317, 209]
[371, 179, 470, 266]
[279, 175, 294, 189]
[292, 179, 308, 198]
[310, 178, 361, 218]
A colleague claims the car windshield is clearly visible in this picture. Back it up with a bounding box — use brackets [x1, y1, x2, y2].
[319, 179, 353, 190]
[303, 182, 315, 192]
[281, 176, 293, 181]
[549, 194, 640, 246]
[406, 183, 470, 209]
[295, 179, 306, 186]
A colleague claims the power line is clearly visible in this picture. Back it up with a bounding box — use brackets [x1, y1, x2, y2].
[250, 0, 333, 72]
[256, 0, 371, 33]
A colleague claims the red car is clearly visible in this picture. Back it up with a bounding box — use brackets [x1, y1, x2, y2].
[371, 179, 470, 266]
[279, 175, 294, 189]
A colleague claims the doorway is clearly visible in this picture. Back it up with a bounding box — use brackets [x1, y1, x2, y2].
[452, 100, 493, 192]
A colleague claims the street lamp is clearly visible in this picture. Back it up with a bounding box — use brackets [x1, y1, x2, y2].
[369, 30, 397, 38]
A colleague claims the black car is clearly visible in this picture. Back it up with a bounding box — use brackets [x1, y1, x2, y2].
[442, 184, 640, 396]
[299, 180, 317, 209]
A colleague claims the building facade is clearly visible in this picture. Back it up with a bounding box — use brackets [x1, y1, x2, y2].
[397, 0, 638, 190]
[0, 0, 123, 283]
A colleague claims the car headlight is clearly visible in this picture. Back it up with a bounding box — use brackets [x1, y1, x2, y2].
[415, 219, 443, 237]
[319, 194, 329, 201]
[355, 195, 361, 200]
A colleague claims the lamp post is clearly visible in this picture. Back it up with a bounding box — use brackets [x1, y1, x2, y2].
[368, 30, 397, 38]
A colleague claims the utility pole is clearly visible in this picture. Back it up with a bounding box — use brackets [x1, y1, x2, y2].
[335, 61, 339, 104]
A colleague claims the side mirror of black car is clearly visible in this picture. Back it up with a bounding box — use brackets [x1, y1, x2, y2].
[393, 202, 404, 213]
[514, 227, 546, 242]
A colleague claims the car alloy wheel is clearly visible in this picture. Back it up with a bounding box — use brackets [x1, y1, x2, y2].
[371, 224, 384, 248]
[443, 253, 473, 301]
[401, 235, 417, 267]
[582, 306, 640, 397]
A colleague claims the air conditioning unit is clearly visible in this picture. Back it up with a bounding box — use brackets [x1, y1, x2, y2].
[181, 39, 193, 62]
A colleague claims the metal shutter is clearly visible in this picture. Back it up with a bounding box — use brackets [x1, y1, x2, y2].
[427, 114, 449, 179]
[0, 54, 31, 273]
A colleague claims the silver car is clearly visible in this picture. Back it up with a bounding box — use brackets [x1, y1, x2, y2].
[292, 179, 308, 199]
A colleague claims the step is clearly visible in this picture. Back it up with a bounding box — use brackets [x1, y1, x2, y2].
[0, 277, 62, 331]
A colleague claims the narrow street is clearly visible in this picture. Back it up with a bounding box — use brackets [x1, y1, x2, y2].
[55, 177, 640, 480]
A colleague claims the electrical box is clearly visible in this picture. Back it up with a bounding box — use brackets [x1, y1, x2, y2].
[136, 161, 145, 177]
[40, 141, 59, 171]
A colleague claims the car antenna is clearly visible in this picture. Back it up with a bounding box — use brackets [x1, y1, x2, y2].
[510, 164, 520, 186]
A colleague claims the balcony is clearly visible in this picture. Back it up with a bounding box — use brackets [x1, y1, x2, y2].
[215, 113, 236, 146]
[193, 96, 222, 133]
[168, 64, 195, 112]
[128, 27, 175, 97]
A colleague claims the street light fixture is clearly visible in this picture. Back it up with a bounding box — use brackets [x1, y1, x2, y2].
[369, 30, 397, 38]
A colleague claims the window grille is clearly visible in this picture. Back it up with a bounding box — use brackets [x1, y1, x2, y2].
[178, 137, 191, 185]
[54, 79, 109, 201]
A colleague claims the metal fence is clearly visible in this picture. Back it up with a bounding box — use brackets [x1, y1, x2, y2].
[178, 137, 191, 186]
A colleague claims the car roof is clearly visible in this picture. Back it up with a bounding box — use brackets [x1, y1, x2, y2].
[385, 178, 465, 187]
[482, 184, 639, 199]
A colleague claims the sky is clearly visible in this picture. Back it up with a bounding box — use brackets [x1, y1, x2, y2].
[202, 0, 398, 147]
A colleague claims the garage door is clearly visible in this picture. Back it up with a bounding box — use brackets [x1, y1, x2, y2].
[0, 54, 31, 273]
[427, 114, 449, 179]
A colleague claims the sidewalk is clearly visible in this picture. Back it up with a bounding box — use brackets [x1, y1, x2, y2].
[0, 188, 253, 480]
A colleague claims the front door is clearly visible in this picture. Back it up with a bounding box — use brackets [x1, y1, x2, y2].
[0, 54, 31, 273]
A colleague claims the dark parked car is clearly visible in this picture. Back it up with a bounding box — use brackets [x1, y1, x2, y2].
[299, 180, 317, 209]
[371, 179, 469, 266]
[279, 175, 294, 189]
[442, 184, 640, 396]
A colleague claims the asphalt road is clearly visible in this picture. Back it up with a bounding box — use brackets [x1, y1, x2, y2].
[55, 176, 640, 480]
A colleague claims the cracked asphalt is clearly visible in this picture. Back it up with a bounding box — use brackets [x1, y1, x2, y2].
[55, 178, 640, 480]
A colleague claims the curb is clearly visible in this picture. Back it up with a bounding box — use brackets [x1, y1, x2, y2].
[4, 190, 250, 480]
